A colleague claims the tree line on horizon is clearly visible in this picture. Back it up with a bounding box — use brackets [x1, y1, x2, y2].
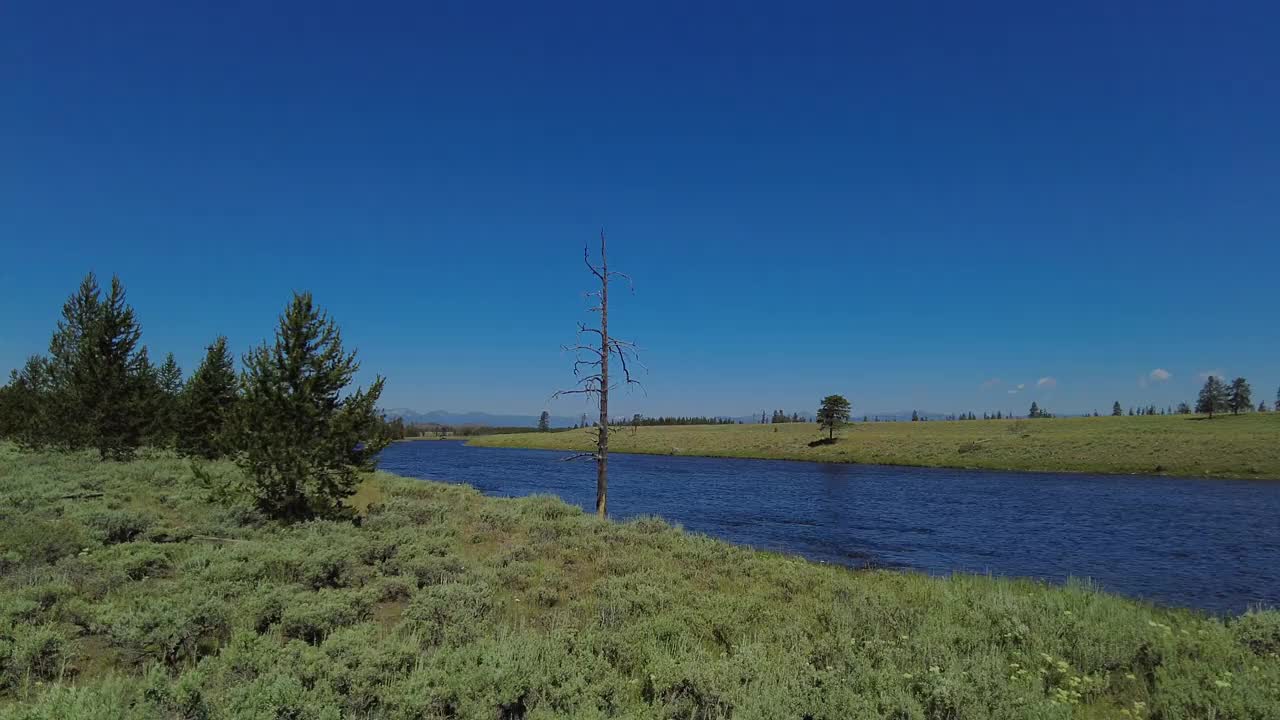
[0, 272, 389, 521]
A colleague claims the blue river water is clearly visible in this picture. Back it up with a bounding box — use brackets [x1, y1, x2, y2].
[378, 440, 1280, 614]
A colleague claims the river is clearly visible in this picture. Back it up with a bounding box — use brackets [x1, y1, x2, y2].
[378, 440, 1280, 614]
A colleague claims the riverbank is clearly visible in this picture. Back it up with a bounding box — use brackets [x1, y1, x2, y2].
[1, 446, 1277, 717]
[468, 413, 1280, 479]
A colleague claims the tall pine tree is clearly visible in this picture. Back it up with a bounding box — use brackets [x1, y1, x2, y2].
[1227, 377, 1252, 415]
[76, 276, 148, 460]
[235, 293, 387, 520]
[178, 337, 238, 458]
[137, 351, 184, 448]
[155, 352, 184, 446]
[46, 273, 104, 448]
[1196, 376, 1228, 418]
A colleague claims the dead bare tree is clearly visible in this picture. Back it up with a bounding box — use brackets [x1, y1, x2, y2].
[553, 230, 642, 518]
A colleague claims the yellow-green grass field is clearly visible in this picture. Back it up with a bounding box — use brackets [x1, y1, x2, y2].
[469, 413, 1280, 480]
[1, 445, 1277, 718]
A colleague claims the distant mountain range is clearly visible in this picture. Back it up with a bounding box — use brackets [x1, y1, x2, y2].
[380, 408, 580, 428]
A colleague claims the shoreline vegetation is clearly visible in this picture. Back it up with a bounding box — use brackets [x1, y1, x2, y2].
[467, 413, 1280, 480]
[2, 446, 1278, 718]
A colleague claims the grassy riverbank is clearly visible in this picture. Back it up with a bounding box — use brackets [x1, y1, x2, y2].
[469, 413, 1280, 479]
[1, 446, 1278, 718]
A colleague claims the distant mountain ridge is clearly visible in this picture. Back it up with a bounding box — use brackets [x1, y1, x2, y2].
[381, 408, 579, 428]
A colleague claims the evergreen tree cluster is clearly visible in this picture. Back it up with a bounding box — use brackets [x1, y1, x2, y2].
[0, 274, 217, 460]
[0, 274, 387, 521]
[1190, 375, 1258, 419]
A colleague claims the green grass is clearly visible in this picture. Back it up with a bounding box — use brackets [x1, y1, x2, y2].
[1, 445, 1278, 718]
[469, 413, 1280, 479]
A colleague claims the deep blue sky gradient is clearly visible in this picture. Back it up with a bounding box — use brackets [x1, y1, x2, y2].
[2, 2, 1277, 417]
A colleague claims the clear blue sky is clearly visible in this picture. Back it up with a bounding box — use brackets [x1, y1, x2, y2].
[2, 1, 1277, 418]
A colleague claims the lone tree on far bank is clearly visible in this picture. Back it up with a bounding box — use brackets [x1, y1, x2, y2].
[1196, 375, 1228, 418]
[538, 410, 551, 432]
[816, 395, 851, 440]
[235, 292, 387, 521]
[554, 231, 642, 518]
[1227, 377, 1252, 415]
[1112, 401, 1122, 416]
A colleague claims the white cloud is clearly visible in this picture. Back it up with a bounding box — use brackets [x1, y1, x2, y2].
[1037, 377, 1056, 389]
[1007, 389, 1017, 394]
[1016, 383, 1025, 390]
[980, 378, 1002, 390]
[1149, 368, 1172, 382]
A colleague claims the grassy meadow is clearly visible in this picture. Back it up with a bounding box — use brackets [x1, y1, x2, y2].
[1, 445, 1278, 718]
[470, 413, 1280, 480]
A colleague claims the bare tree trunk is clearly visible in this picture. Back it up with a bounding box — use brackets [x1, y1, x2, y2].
[596, 234, 609, 517]
[553, 231, 641, 520]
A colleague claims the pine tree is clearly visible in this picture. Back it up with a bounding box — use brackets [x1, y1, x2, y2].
[0, 383, 12, 440]
[235, 293, 387, 520]
[1177, 402, 1191, 414]
[1, 356, 55, 448]
[1227, 377, 1252, 415]
[179, 337, 238, 459]
[816, 395, 851, 440]
[910, 410, 919, 422]
[1112, 401, 1122, 416]
[154, 353, 184, 445]
[1029, 401, 1040, 418]
[538, 410, 551, 432]
[1259, 401, 1268, 412]
[136, 350, 184, 448]
[46, 273, 104, 448]
[77, 276, 147, 460]
[1196, 376, 1228, 418]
